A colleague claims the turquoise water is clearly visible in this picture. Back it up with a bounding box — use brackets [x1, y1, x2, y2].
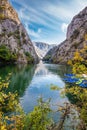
[0, 61, 72, 124]
[20, 62, 69, 113]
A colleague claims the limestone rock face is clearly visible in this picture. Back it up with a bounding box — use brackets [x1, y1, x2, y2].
[0, 0, 39, 64]
[43, 46, 57, 62]
[67, 7, 87, 39]
[33, 42, 55, 59]
[46, 7, 87, 64]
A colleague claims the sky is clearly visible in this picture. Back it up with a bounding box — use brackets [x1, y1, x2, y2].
[9, 0, 87, 45]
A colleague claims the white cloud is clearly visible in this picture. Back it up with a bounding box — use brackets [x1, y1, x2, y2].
[9, 0, 87, 44]
[24, 22, 41, 38]
[18, 7, 60, 31]
[38, 28, 42, 33]
[28, 29, 40, 38]
[61, 23, 68, 33]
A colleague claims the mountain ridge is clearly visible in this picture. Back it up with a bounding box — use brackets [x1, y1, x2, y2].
[44, 7, 87, 63]
[33, 42, 56, 59]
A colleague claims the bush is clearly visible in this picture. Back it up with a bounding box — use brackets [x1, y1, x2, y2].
[0, 6, 5, 12]
[0, 75, 25, 130]
[24, 98, 52, 130]
[0, 33, 5, 37]
[0, 45, 17, 62]
[44, 55, 51, 61]
[0, 14, 5, 19]
[21, 32, 25, 38]
[8, 32, 13, 37]
[15, 34, 20, 39]
[0, 76, 52, 130]
[67, 39, 87, 128]
[25, 52, 34, 63]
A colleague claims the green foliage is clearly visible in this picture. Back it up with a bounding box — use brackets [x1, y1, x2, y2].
[23, 38, 26, 43]
[0, 76, 52, 130]
[21, 32, 25, 38]
[15, 30, 20, 34]
[0, 75, 25, 130]
[0, 33, 5, 37]
[0, 6, 3, 11]
[50, 85, 61, 90]
[8, 32, 13, 37]
[0, 74, 18, 113]
[15, 34, 20, 39]
[0, 45, 17, 62]
[0, 6, 6, 11]
[68, 48, 87, 74]
[24, 97, 52, 130]
[65, 85, 87, 127]
[0, 14, 5, 19]
[67, 39, 87, 128]
[44, 55, 51, 61]
[17, 39, 21, 45]
[25, 52, 34, 63]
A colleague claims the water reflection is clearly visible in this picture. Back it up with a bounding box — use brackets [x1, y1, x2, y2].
[20, 61, 69, 114]
[0, 62, 80, 129]
[0, 64, 35, 96]
[0, 61, 70, 119]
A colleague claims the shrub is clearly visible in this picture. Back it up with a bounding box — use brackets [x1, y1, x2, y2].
[0, 76, 52, 130]
[0, 14, 5, 19]
[0, 75, 25, 130]
[23, 39, 26, 43]
[0, 33, 5, 37]
[67, 37, 87, 128]
[15, 34, 20, 39]
[25, 52, 34, 63]
[0, 45, 17, 62]
[17, 39, 21, 45]
[44, 55, 51, 61]
[24, 98, 52, 130]
[8, 32, 13, 37]
[21, 32, 25, 38]
[0, 6, 6, 11]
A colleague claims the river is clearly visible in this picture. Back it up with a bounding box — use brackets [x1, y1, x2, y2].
[0, 61, 77, 129]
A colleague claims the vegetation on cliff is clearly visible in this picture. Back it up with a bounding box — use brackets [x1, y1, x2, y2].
[0, 0, 38, 64]
[0, 45, 17, 63]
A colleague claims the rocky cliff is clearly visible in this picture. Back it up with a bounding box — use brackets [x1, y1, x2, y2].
[45, 7, 87, 64]
[33, 42, 55, 59]
[0, 0, 38, 64]
[43, 46, 57, 61]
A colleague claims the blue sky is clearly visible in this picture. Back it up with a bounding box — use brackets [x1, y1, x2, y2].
[9, 0, 87, 44]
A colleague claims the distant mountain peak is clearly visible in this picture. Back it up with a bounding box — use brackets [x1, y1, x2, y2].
[33, 42, 56, 59]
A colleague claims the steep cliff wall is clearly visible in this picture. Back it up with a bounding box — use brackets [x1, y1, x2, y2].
[0, 0, 38, 64]
[45, 7, 87, 64]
